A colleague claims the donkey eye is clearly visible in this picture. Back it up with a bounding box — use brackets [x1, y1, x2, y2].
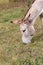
[23, 30, 26, 32]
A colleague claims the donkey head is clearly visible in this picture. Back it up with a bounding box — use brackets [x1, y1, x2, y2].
[20, 20, 35, 44]
[10, 17, 35, 44]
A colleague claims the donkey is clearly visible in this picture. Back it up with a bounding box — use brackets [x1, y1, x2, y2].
[10, 0, 43, 44]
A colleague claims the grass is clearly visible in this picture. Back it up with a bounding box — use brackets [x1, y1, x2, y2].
[0, 7, 43, 65]
[0, 0, 9, 4]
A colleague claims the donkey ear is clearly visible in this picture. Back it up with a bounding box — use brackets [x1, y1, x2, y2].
[10, 19, 22, 25]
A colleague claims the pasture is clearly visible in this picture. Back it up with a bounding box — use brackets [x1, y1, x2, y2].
[0, 7, 43, 65]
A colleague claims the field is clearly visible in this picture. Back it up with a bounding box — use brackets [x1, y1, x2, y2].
[0, 7, 43, 65]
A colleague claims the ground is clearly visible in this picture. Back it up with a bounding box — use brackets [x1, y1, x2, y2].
[0, 7, 43, 65]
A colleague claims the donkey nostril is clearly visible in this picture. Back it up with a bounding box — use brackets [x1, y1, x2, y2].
[23, 30, 26, 32]
[30, 34, 33, 36]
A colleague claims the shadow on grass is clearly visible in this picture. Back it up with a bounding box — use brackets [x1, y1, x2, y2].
[31, 31, 43, 43]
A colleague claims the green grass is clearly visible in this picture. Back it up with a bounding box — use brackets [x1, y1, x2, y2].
[0, 7, 43, 65]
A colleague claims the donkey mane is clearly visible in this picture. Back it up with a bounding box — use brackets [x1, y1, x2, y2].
[22, 0, 35, 21]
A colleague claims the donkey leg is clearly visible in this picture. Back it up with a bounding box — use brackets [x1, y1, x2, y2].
[40, 13, 43, 28]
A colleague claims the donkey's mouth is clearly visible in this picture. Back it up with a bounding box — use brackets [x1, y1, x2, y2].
[22, 36, 32, 44]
